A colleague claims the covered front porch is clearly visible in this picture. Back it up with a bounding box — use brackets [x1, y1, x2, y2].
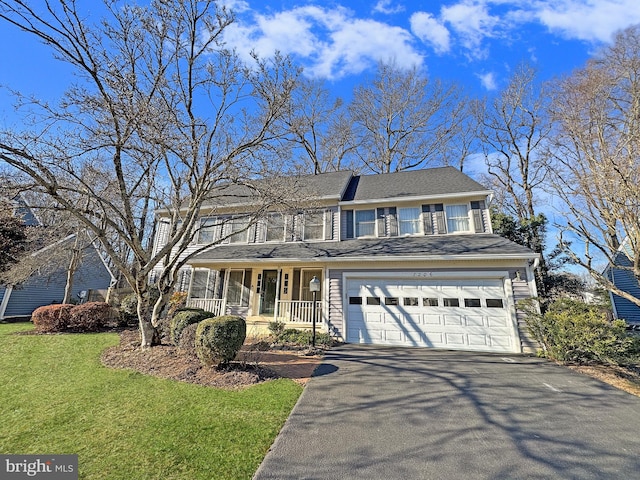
[184, 265, 324, 333]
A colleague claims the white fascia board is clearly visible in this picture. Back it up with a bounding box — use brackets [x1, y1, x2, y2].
[188, 252, 539, 266]
[339, 190, 493, 206]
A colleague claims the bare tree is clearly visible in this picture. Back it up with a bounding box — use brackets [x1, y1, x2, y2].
[547, 25, 640, 307]
[348, 61, 467, 173]
[475, 64, 550, 294]
[281, 77, 358, 174]
[0, 0, 298, 346]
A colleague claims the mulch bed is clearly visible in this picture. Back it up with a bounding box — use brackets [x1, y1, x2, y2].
[100, 330, 324, 389]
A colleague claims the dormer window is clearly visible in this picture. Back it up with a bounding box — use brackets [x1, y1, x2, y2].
[445, 205, 470, 233]
[355, 209, 376, 237]
[398, 207, 421, 235]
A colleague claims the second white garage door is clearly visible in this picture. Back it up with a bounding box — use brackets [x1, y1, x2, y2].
[345, 276, 519, 353]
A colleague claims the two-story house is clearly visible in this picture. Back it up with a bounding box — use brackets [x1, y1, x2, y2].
[152, 167, 539, 353]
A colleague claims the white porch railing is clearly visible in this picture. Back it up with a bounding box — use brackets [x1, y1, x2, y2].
[276, 300, 322, 324]
[186, 298, 226, 317]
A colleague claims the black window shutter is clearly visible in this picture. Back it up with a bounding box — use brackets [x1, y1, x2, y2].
[388, 207, 398, 236]
[376, 208, 386, 237]
[345, 209, 354, 239]
[421, 204, 433, 235]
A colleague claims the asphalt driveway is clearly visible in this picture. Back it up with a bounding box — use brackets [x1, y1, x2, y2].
[254, 345, 640, 480]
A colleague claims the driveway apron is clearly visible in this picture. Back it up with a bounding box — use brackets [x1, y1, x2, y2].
[253, 345, 640, 480]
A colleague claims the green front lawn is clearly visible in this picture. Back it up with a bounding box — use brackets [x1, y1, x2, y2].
[0, 323, 303, 479]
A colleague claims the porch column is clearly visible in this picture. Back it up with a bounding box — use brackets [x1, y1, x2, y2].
[274, 268, 282, 319]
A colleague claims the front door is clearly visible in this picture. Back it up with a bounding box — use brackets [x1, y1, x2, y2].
[260, 270, 279, 314]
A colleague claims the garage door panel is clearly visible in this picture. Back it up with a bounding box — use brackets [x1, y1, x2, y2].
[422, 314, 442, 325]
[444, 315, 463, 326]
[445, 333, 465, 345]
[468, 334, 489, 346]
[346, 274, 518, 353]
[466, 315, 485, 327]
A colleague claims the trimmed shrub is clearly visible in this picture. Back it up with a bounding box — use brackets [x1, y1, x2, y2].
[195, 315, 246, 367]
[278, 328, 334, 347]
[170, 309, 211, 346]
[178, 322, 199, 357]
[68, 302, 114, 332]
[523, 298, 640, 364]
[32, 304, 74, 333]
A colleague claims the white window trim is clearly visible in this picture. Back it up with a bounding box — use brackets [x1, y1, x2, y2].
[355, 209, 376, 238]
[300, 268, 323, 301]
[445, 204, 472, 233]
[265, 213, 286, 243]
[197, 217, 219, 245]
[303, 211, 325, 241]
[227, 217, 250, 244]
[398, 206, 422, 236]
[189, 268, 214, 299]
[224, 268, 251, 306]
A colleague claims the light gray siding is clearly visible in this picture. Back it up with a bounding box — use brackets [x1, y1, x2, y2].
[327, 272, 344, 339]
[1, 249, 113, 318]
[608, 263, 640, 324]
[511, 272, 537, 353]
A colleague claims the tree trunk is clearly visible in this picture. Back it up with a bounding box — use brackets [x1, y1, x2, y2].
[62, 236, 83, 304]
[136, 289, 159, 348]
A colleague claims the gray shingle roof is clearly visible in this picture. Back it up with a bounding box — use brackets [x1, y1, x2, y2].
[190, 234, 537, 264]
[202, 170, 353, 207]
[341, 166, 490, 202]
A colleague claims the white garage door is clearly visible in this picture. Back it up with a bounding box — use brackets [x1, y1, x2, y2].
[346, 276, 519, 353]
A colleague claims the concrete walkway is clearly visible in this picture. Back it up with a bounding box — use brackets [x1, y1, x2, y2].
[254, 345, 640, 480]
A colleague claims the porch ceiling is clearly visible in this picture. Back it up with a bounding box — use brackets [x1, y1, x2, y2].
[188, 234, 538, 265]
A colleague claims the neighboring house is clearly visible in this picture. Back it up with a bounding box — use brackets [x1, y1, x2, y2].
[0, 201, 116, 320]
[604, 240, 640, 325]
[152, 167, 540, 353]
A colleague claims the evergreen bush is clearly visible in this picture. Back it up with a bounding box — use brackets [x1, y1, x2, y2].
[523, 298, 640, 364]
[195, 315, 246, 367]
[177, 322, 199, 357]
[170, 309, 211, 346]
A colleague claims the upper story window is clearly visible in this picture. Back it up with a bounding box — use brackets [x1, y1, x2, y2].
[446, 204, 470, 233]
[355, 209, 376, 237]
[228, 217, 249, 243]
[398, 207, 421, 235]
[304, 212, 324, 241]
[197, 218, 217, 244]
[265, 213, 285, 242]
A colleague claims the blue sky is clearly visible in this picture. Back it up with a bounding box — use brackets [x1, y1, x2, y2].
[1, 0, 640, 118]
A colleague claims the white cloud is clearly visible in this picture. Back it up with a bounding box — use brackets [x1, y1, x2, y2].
[477, 71, 498, 90]
[410, 12, 451, 54]
[221, 0, 640, 82]
[224, 5, 424, 79]
[440, 1, 500, 56]
[373, 0, 405, 15]
[533, 0, 640, 43]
